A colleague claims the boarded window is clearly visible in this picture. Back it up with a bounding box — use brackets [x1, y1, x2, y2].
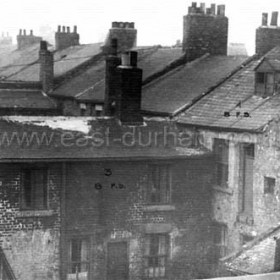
[148, 165, 171, 204]
[240, 143, 255, 215]
[21, 168, 48, 210]
[213, 139, 229, 188]
[144, 234, 169, 278]
[68, 238, 89, 280]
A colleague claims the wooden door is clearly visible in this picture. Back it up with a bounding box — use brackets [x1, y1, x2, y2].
[107, 242, 128, 280]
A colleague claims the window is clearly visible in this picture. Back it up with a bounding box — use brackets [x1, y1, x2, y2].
[255, 71, 280, 97]
[148, 165, 171, 204]
[213, 139, 229, 188]
[144, 234, 169, 278]
[21, 167, 48, 210]
[264, 176, 276, 194]
[241, 234, 254, 245]
[68, 238, 89, 280]
[213, 223, 228, 259]
[240, 143, 255, 215]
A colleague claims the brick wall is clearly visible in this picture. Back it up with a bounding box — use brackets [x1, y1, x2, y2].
[256, 27, 280, 56]
[0, 163, 61, 280]
[183, 14, 228, 61]
[64, 159, 214, 280]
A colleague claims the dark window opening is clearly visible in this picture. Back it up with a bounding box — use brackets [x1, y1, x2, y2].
[21, 168, 48, 210]
[148, 165, 171, 204]
[213, 138, 229, 188]
[241, 234, 254, 245]
[264, 176, 276, 194]
[240, 143, 255, 215]
[68, 238, 89, 279]
[144, 234, 169, 278]
[255, 71, 280, 97]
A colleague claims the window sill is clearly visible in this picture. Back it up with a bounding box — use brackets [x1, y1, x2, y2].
[16, 210, 55, 217]
[143, 205, 175, 212]
[212, 185, 233, 195]
[236, 213, 254, 226]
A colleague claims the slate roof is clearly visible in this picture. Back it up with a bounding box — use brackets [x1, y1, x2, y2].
[178, 46, 280, 132]
[0, 116, 210, 161]
[223, 225, 280, 275]
[141, 55, 247, 115]
[0, 43, 102, 81]
[52, 46, 184, 101]
[0, 89, 56, 109]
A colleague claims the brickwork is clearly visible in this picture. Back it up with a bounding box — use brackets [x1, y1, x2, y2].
[55, 25, 79, 51]
[64, 159, 214, 280]
[0, 163, 61, 280]
[17, 29, 42, 50]
[183, 3, 228, 61]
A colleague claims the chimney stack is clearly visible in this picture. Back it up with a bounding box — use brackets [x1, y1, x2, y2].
[116, 51, 143, 125]
[183, 2, 228, 61]
[39, 41, 54, 93]
[256, 11, 280, 56]
[104, 38, 121, 116]
[55, 25, 80, 50]
[103, 22, 137, 54]
[17, 28, 42, 50]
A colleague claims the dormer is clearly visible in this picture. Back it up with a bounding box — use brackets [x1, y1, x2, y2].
[255, 58, 280, 97]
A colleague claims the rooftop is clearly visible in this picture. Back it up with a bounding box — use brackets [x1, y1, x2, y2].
[178, 46, 280, 132]
[0, 116, 210, 161]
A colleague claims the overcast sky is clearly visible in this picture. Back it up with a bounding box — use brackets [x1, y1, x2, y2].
[1, 0, 280, 54]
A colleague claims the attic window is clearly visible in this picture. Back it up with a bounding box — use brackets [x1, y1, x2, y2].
[255, 71, 280, 97]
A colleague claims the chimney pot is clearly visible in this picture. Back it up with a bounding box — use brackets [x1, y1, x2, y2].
[217, 5, 225, 16]
[23, 29, 26, 36]
[62, 26, 66, 33]
[112, 22, 118, 28]
[121, 52, 130, 66]
[200, 3, 206, 14]
[19, 29, 22, 35]
[271, 11, 278, 26]
[58, 25, 61, 33]
[30, 30, 33, 36]
[191, 2, 197, 8]
[210, 4, 216, 15]
[130, 22, 135, 28]
[67, 26, 70, 33]
[262, 13, 268, 26]
[73, 25, 77, 33]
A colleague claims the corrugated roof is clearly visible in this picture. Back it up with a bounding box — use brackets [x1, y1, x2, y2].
[0, 89, 56, 109]
[224, 225, 280, 275]
[0, 116, 209, 160]
[178, 46, 280, 132]
[141, 55, 247, 115]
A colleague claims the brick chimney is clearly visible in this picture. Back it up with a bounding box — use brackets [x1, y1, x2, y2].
[39, 41, 54, 93]
[116, 51, 143, 125]
[256, 11, 280, 56]
[55, 25, 80, 51]
[17, 29, 42, 50]
[104, 38, 121, 116]
[103, 22, 137, 53]
[0, 32, 12, 46]
[183, 2, 228, 61]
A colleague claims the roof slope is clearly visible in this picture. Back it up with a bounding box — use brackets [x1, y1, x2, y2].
[0, 43, 102, 81]
[53, 46, 184, 101]
[0, 116, 209, 160]
[178, 46, 280, 132]
[0, 89, 56, 109]
[223, 225, 280, 275]
[141, 55, 247, 115]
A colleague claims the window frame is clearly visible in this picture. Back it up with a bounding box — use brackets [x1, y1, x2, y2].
[144, 233, 170, 279]
[213, 138, 229, 188]
[264, 176, 276, 195]
[20, 166, 49, 211]
[255, 71, 280, 97]
[67, 237, 90, 280]
[147, 164, 172, 205]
